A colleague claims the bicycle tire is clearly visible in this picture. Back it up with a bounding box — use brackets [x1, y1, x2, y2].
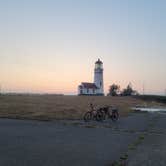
[111, 112, 119, 121]
[83, 112, 92, 122]
[96, 110, 104, 121]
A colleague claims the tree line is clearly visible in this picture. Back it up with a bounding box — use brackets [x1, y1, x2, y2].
[107, 83, 138, 96]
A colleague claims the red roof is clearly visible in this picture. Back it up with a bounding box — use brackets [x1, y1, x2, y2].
[79, 85, 83, 89]
[81, 82, 98, 89]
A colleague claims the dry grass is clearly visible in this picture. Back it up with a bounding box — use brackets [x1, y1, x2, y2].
[0, 95, 152, 120]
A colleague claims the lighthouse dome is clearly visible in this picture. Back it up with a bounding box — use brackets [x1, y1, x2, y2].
[95, 58, 103, 69]
[95, 58, 103, 64]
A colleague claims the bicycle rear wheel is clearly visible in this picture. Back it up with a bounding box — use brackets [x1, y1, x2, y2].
[84, 112, 92, 122]
[111, 112, 119, 121]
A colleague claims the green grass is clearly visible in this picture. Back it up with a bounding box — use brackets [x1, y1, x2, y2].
[128, 133, 145, 151]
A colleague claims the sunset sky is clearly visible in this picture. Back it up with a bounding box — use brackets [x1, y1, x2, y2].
[0, 0, 166, 95]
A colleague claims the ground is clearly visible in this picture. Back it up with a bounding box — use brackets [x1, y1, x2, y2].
[127, 112, 166, 166]
[0, 112, 166, 166]
[0, 95, 166, 166]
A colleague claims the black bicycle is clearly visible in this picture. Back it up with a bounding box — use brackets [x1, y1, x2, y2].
[83, 104, 103, 122]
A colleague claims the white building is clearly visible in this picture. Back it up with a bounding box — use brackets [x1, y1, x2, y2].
[78, 59, 104, 96]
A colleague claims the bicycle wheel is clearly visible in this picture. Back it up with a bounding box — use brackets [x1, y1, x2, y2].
[96, 110, 104, 121]
[84, 112, 92, 122]
[111, 111, 119, 121]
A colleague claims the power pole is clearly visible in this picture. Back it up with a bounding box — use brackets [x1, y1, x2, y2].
[142, 82, 145, 95]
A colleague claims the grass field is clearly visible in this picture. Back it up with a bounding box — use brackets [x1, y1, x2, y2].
[136, 95, 166, 104]
[0, 95, 164, 120]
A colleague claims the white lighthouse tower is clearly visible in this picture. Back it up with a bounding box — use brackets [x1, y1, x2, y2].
[94, 59, 104, 95]
[78, 59, 104, 96]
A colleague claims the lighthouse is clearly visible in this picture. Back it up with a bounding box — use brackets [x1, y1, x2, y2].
[94, 59, 104, 95]
[78, 59, 104, 96]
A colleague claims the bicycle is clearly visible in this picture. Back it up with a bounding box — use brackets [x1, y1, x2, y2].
[100, 106, 119, 121]
[83, 104, 103, 122]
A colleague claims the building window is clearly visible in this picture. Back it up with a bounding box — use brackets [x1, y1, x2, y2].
[80, 89, 83, 94]
[100, 81, 102, 86]
[87, 89, 89, 93]
[93, 89, 95, 94]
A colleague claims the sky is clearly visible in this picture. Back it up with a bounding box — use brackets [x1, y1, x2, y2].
[0, 0, 166, 95]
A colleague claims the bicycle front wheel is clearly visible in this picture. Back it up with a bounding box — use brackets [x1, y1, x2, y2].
[84, 112, 92, 122]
